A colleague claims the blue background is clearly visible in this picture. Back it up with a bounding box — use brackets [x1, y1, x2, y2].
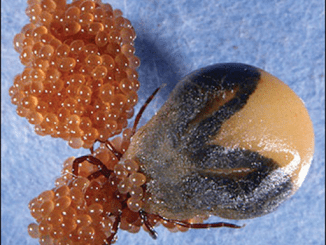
[1, 0, 325, 244]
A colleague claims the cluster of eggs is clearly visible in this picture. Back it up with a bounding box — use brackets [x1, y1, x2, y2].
[9, 0, 140, 149]
[27, 132, 207, 244]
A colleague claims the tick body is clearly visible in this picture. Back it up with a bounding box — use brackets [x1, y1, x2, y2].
[121, 63, 314, 221]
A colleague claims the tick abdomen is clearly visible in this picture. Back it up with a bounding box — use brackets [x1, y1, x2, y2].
[122, 63, 314, 221]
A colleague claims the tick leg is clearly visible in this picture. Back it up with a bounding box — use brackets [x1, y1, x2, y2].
[160, 216, 244, 229]
[72, 155, 112, 178]
[139, 210, 158, 240]
[132, 86, 162, 136]
[103, 214, 121, 245]
[104, 140, 123, 160]
[86, 170, 105, 181]
[89, 144, 95, 154]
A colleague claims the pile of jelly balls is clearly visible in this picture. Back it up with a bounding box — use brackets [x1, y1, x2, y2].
[27, 132, 206, 244]
[10, 0, 140, 149]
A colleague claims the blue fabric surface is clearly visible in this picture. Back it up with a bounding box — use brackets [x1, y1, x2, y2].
[1, 0, 325, 244]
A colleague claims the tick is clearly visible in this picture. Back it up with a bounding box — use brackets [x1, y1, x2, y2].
[120, 63, 314, 222]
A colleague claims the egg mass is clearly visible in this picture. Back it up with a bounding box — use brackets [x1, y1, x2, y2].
[121, 63, 315, 220]
[10, 0, 140, 149]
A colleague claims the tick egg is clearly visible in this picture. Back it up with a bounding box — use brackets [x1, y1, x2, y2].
[121, 63, 314, 220]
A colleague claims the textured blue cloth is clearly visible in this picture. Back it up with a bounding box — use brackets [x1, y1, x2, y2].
[1, 0, 325, 244]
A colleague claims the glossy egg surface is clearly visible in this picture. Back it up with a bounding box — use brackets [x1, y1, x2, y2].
[9, 0, 140, 149]
[122, 63, 314, 220]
